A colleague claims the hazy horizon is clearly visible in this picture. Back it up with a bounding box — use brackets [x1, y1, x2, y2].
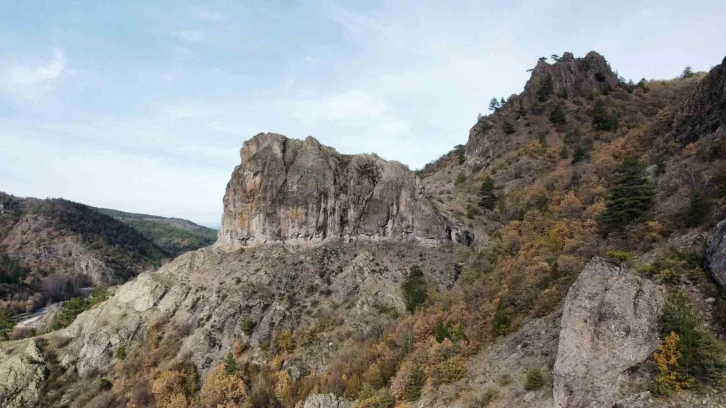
[1, 0, 725, 226]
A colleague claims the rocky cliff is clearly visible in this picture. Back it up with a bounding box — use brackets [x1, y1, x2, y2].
[706, 219, 726, 290]
[218, 133, 471, 248]
[668, 56, 726, 144]
[466, 51, 619, 168]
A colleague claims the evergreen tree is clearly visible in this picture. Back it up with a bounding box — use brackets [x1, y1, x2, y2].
[454, 144, 466, 165]
[488, 98, 501, 112]
[688, 190, 710, 227]
[537, 74, 554, 102]
[549, 104, 567, 126]
[224, 352, 237, 375]
[551, 54, 560, 62]
[560, 145, 569, 159]
[592, 99, 618, 131]
[402, 265, 427, 313]
[500, 97, 506, 106]
[492, 299, 510, 335]
[502, 121, 516, 135]
[571, 145, 590, 163]
[681, 65, 694, 79]
[478, 176, 497, 209]
[0, 308, 14, 340]
[598, 156, 655, 231]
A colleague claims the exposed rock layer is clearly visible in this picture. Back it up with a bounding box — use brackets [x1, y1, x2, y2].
[668, 57, 726, 144]
[218, 133, 470, 248]
[553, 257, 664, 408]
[706, 219, 726, 290]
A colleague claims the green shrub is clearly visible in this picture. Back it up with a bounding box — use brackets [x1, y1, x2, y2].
[403, 266, 427, 313]
[549, 104, 567, 126]
[524, 368, 545, 391]
[479, 177, 497, 210]
[502, 121, 516, 135]
[606, 250, 633, 262]
[117, 344, 127, 360]
[492, 299, 510, 335]
[571, 145, 590, 163]
[240, 317, 256, 335]
[224, 352, 237, 375]
[658, 291, 726, 387]
[402, 366, 425, 401]
[456, 173, 467, 184]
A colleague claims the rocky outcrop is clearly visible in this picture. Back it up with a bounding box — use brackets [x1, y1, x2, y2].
[302, 393, 352, 408]
[466, 51, 618, 169]
[667, 56, 726, 144]
[218, 133, 470, 249]
[0, 339, 47, 408]
[553, 257, 664, 408]
[705, 219, 726, 290]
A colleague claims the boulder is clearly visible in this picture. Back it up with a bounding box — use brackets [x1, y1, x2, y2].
[0, 339, 47, 408]
[553, 257, 664, 408]
[302, 393, 352, 408]
[705, 219, 726, 290]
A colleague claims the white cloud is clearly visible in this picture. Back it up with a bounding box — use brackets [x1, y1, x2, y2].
[0, 48, 67, 102]
[171, 30, 204, 43]
[192, 6, 225, 22]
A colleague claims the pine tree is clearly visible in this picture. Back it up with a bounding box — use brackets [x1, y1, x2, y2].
[537, 74, 554, 102]
[598, 156, 655, 231]
[592, 99, 618, 131]
[681, 65, 694, 79]
[488, 98, 501, 112]
[688, 190, 710, 227]
[402, 265, 427, 313]
[549, 104, 567, 126]
[224, 352, 237, 375]
[479, 176, 496, 209]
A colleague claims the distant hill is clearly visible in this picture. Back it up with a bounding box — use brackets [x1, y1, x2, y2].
[92, 207, 217, 257]
[0, 193, 166, 313]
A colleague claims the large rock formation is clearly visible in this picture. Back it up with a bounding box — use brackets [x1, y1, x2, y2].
[218, 133, 470, 248]
[0, 340, 47, 408]
[553, 257, 664, 408]
[667, 56, 726, 144]
[705, 219, 726, 290]
[466, 51, 618, 168]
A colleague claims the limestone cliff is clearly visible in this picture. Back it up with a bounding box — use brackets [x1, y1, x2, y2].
[218, 133, 471, 248]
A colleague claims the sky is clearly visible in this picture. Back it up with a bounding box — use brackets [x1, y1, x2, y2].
[1, 1, 725, 227]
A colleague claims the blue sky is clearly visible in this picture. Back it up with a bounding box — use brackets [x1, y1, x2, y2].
[1, 1, 724, 227]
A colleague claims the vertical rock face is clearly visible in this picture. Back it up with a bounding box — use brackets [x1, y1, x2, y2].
[218, 133, 470, 249]
[553, 257, 664, 408]
[668, 57, 726, 144]
[706, 219, 726, 290]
